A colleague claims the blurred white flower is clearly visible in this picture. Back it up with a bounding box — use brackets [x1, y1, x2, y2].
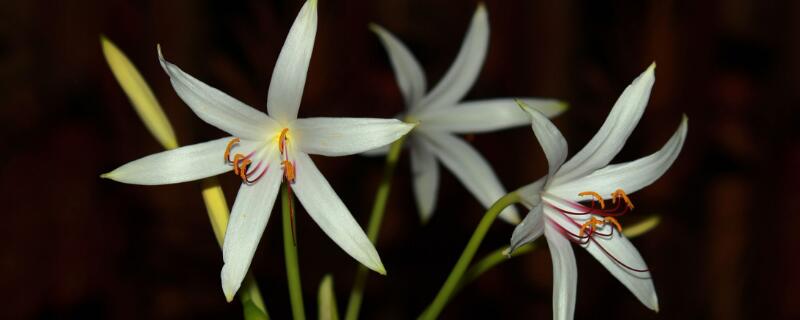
[367, 4, 567, 224]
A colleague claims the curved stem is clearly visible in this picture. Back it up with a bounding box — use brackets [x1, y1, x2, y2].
[418, 192, 521, 320]
[344, 136, 407, 320]
[282, 183, 306, 320]
[454, 243, 537, 295]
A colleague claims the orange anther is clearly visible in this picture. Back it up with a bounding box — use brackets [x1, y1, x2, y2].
[579, 217, 603, 237]
[279, 128, 289, 154]
[232, 154, 245, 175]
[604, 217, 622, 233]
[578, 191, 605, 209]
[238, 159, 252, 180]
[282, 160, 295, 182]
[225, 138, 240, 162]
[611, 189, 635, 209]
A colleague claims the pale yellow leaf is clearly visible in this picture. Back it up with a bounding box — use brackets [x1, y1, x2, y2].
[101, 36, 178, 149]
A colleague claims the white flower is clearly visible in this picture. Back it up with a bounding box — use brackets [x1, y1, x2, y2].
[509, 64, 687, 319]
[366, 4, 567, 224]
[102, 0, 413, 301]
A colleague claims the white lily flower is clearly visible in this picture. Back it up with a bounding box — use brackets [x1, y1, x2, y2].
[509, 64, 687, 319]
[102, 0, 414, 301]
[367, 4, 567, 224]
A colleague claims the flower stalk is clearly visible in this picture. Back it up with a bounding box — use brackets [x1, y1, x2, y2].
[344, 135, 407, 320]
[418, 191, 521, 320]
[283, 183, 306, 320]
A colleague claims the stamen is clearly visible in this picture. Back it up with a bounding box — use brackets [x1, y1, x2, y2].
[243, 163, 268, 184]
[224, 138, 240, 162]
[279, 128, 289, 154]
[550, 191, 647, 273]
[604, 217, 622, 233]
[238, 158, 252, 180]
[283, 160, 296, 183]
[611, 189, 635, 210]
[578, 191, 605, 209]
[579, 217, 604, 237]
[232, 154, 245, 175]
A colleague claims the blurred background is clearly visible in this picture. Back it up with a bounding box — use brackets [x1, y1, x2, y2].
[1, 0, 797, 318]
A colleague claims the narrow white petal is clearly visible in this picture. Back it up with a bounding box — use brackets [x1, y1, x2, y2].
[410, 139, 440, 222]
[293, 117, 414, 157]
[267, 0, 318, 123]
[102, 137, 251, 185]
[220, 147, 283, 301]
[509, 203, 544, 252]
[361, 145, 390, 157]
[416, 5, 489, 113]
[291, 152, 386, 274]
[554, 64, 656, 184]
[581, 232, 658, 311]
[550, 116, 687, 200]
[520, 103, 568, 179]
[158, 48, 277, 139]
[419, 98, 567, 134]
[544, 222, 578, 320]
[370, 24, 427, 106]
[418, 132, 519, 223]
[517, 177, 546, 209]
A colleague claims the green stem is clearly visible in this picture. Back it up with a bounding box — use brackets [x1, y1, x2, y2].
[240, 274, 269, 320]
[454, 243, 537, 295]
[418, 192, 521, 320]
[344, 136, 407, 320]
[282, 183, 306, 320]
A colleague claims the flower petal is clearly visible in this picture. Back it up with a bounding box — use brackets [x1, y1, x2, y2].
[520, 102, 568, 179]
[418, 131, 519, 223]
[550, 115, 687, 200]
[361, 145, 390, 157]
[581, 232, 659, 311]
[290, 152, 385, 274]
[509, 203, 544, 252]
[370, 23, 427, 107]
[554, 64, 656, 184]
[410, 139, 440, 223]
[293, 117, 414, 157]
[517, 176, 546, 209]
[158, 48, 277, 139]
[102, 137, 255, 185]
[544, 222, 578, 320]
[220, 147, 283, 301]
[418, 98, 567, 134]
[416, 4, 489, 114]
[266, 0, 318, 123]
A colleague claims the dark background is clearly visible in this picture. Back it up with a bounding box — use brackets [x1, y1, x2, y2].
[1, 0, 797, 318]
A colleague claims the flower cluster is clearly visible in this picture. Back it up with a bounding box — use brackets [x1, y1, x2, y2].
[102, 1, 687, 319]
